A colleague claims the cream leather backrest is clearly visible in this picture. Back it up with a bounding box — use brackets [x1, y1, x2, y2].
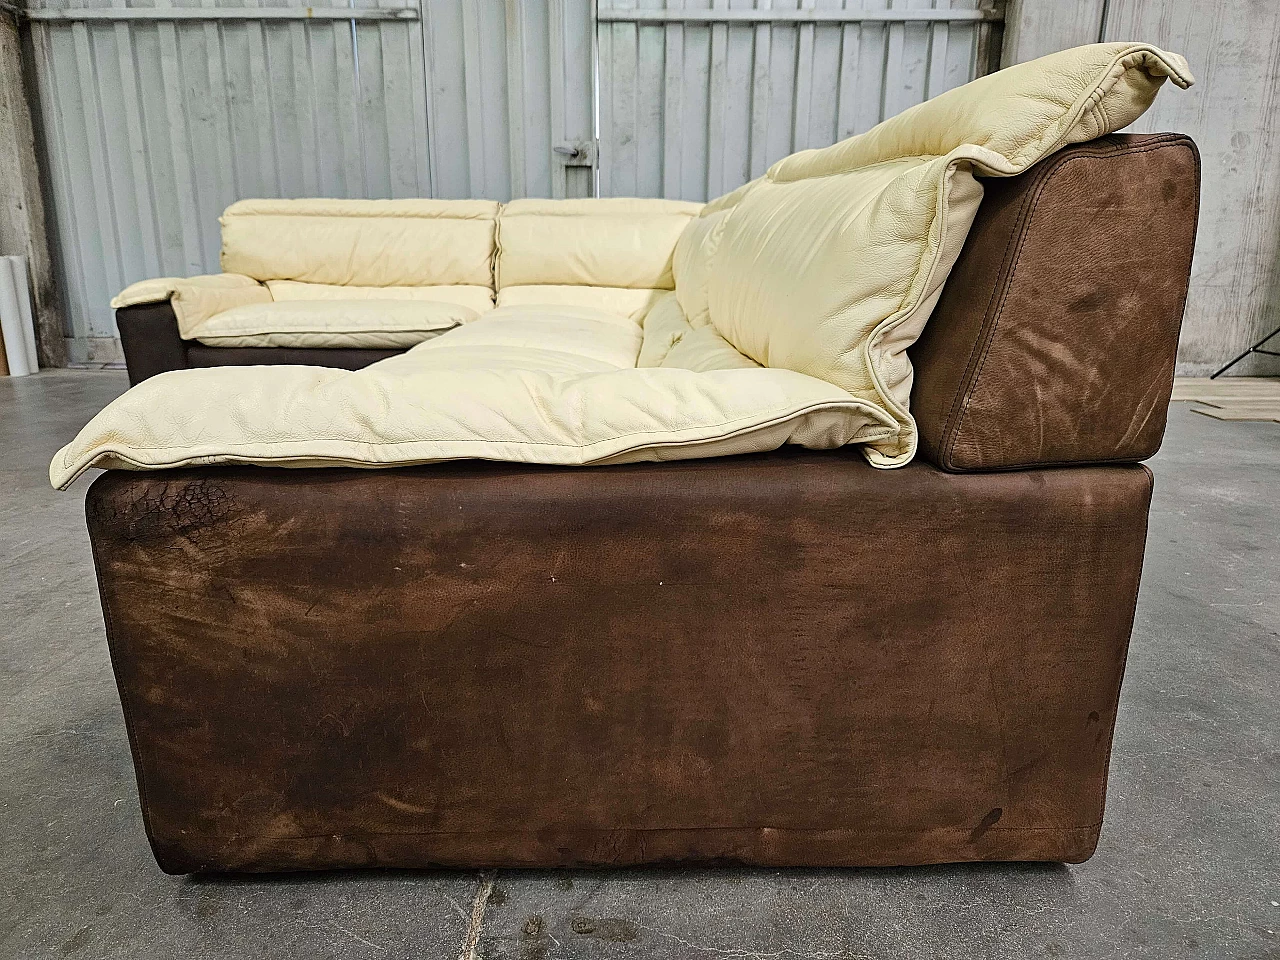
[220, 198, 500, 288]
[495, 198, 702, 320]
[673, 42, 1193, 467]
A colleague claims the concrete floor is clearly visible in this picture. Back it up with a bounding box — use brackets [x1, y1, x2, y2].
[2, 368, 1277, 960]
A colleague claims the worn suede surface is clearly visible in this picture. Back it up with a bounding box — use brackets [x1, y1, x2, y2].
[115, 302, 191, 386]
[87, 454, 1151, 873]
[910, 133, 1200, 471]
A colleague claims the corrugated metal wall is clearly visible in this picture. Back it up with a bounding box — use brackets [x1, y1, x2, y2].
[596, 0, 997, 201]
[29, 0, 998, 360]
[1102, 0, 1280, 376]
[1003, 0, 1280, 375]
[27, 0, 593, 361]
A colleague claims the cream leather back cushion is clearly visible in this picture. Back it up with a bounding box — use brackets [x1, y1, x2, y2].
[221, 198, 499, 287]
[496, 198, 702, 290]
[675, 42, 1192, 467]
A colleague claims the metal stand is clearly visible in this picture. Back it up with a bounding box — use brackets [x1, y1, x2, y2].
[1210, 325, 1280, 379]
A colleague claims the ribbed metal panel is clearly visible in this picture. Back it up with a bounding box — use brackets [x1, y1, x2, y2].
[28, 0, 594, 359]
[29, 0, 996, 358]
[596, 0, 1000, 201]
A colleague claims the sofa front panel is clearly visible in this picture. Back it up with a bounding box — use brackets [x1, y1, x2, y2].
[220, 198, 499, 287]
[186, 344, 403, 370]
[87, 455, 1151, 872]
[496, 197, 701, 290]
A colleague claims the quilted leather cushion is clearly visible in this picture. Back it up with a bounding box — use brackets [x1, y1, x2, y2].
[674, 42, 1192, 467]
[497, 198, 701, 290]
[51, 305, 893, 488]
[220, 198, 499, 287]
[185, 301, 478, 349]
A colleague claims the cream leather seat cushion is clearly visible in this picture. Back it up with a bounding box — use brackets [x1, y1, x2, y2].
[638, 293, 759, 372]
[52, 304, 890, 488]
[111, 274, 273, 336]
[185, 300, 478, 349]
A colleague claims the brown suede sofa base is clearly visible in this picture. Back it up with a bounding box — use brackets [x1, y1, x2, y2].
[86, 133, 1199, 872]
[89, 455, 1150, 873]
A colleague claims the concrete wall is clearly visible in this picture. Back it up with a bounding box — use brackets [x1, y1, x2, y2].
[1004, 0, 1280, 375]
[0, 10, 64, 367]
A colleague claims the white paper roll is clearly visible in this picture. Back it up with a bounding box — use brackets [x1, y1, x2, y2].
[7, 256, 39, 372]
[0, 257, 32, 377]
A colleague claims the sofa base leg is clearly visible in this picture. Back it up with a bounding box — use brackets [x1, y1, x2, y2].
[148, 824, 1103, 875]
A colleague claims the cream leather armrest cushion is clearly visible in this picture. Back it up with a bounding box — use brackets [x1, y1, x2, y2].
[111, 274, 272, 338]
[187, 300, 477, 349]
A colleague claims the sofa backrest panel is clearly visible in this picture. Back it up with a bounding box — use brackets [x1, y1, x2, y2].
[910, 133, 1200, 472]
[221, 198, 499, 287]
[496, 198, 702, 291]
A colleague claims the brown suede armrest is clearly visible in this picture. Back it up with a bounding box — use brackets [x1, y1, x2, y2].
[116, 300, 408, 384]
[910, 133, 1200, 472]
[116, 302, 189, 386]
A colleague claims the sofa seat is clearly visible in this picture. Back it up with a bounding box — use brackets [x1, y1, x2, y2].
[91, 42, 1193, 475]
[184, 299, 480, 349]
[53, 301, 891, 488]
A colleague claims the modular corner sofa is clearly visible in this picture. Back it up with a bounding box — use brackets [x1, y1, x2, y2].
[111, 196, 702, 384]
[63, 44, 1200, 873]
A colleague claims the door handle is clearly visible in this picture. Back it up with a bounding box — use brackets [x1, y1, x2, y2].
[554, 142, 596, 166]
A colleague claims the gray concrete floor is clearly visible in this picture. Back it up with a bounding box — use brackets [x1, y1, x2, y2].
[2, 368, 1278, 960]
